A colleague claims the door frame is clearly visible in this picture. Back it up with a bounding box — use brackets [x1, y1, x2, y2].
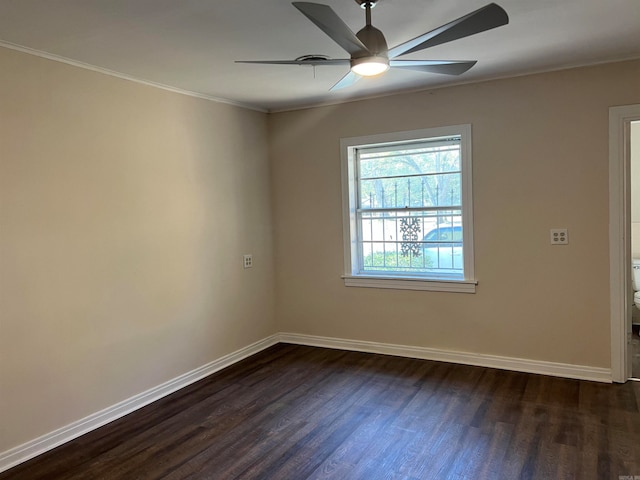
[609, 104, 640, 382]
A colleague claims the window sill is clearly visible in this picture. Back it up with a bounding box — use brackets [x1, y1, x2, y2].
[342, 275, 477, 293]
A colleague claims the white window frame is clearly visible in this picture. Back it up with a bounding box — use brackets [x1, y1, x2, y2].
[340, 125, 476, 293]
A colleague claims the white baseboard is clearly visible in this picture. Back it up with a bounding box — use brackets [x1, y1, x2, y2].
[1, 331, 613, 474]
[0, 334, 279, 474]
[278, 332, 612, 383]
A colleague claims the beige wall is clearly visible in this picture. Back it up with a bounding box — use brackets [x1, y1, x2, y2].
[631, 121, 640, 259]
[0, 47, 275, 452]
[269, 60, 640, 369]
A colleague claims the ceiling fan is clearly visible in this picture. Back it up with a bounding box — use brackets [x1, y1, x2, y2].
[236, 1, 509, 91]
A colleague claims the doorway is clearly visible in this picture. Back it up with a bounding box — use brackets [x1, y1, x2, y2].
[630, 120, 640, 379]
[609, 104, 640, 382]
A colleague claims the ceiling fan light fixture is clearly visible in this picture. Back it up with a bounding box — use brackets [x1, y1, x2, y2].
[350, 56, 389, 76]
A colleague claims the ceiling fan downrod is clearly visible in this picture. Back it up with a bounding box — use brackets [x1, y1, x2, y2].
[356, 0, 377, 25]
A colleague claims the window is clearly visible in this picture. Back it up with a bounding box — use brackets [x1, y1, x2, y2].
[341, 125, 476, 293]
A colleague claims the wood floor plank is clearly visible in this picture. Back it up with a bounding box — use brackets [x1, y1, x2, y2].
[2, 343, 640, 480]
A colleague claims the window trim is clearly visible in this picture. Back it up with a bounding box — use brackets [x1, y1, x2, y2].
[340, 125, 476, 293]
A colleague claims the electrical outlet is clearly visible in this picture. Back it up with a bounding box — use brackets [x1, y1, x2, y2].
[243, 254, 253, 269]
[550, 228, 568, 245]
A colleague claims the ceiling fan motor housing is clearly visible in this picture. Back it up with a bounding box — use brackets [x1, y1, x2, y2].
[355, 25, 388, 58]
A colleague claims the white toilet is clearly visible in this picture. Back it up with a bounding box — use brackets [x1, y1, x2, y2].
[633, 258, 640, 325]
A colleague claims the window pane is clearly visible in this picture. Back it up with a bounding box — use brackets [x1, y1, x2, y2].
[359, 143, 461, 180]
[423, 223, 463, 243]
[360, 172, 461, 209]
[358, 209, 463, 276]
[362, 242, 373, 267]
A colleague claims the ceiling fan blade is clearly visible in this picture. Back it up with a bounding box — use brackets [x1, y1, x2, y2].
[292, 2, 369, 56]
[388, 3, 508, 59]
[330, 71, 361, 91]
[236, 59, 351, 66]
[389, 60, 477, 75]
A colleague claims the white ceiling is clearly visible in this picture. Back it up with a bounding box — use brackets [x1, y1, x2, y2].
[0, 0, 638, 112]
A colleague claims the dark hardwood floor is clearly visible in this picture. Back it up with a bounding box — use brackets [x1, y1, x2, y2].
[2, 343, 640, 480]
